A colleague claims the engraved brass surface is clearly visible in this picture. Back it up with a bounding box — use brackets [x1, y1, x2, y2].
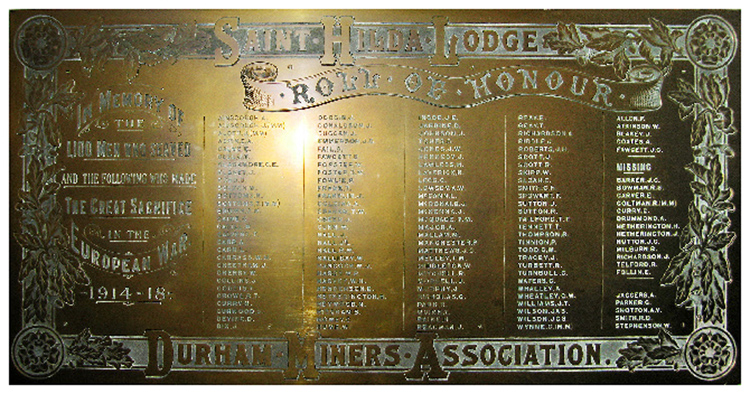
[9, 9, 740, 384]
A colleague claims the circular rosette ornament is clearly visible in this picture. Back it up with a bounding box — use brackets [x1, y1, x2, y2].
[685, 16, 737, 70]
[684, 326, 736, 381]
[14, 15, 68, 70]
[12, 326, 65, 379]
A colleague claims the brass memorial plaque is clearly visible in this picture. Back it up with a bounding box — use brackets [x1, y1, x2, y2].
[9, 9, 740, 384]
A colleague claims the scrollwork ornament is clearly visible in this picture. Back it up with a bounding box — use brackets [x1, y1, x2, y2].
[14, 15, 68, 71]
[684, 326, 736, 381]
[241, 62, 277, 109]
[12, 325, 65, 379]
[685, 16, 737, 70]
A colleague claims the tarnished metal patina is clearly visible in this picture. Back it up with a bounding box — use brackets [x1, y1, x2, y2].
[9, 9, 740, 384]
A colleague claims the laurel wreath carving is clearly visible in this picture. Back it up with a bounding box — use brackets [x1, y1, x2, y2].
[69, 18, 211, 80]
[616, 329, 682, 370]
[14, 73, 89, 326]
[662, 73, 736, 325]
[66, 328, 134, 369]
[543, 18, 683, 80]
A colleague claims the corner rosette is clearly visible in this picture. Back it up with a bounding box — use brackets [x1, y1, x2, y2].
[15, 15, 68, 71]
[684, 326, 736, 381]
[685, 16, 737, 70]
[12, 326, 65, 379]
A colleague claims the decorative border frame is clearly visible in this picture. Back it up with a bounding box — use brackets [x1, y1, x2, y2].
[10, 12, 738, 382]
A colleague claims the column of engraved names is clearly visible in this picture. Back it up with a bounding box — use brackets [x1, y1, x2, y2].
[214, 115, 277, 330]
[514, 114, 573, 331]
[316, 115, 385, 331]
[416, 114, 476, 332]
[612, 115, 678, 330]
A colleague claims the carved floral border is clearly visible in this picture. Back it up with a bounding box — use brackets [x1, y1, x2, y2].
[11, 14, 210, 378]
[11, 13, 738, 381]
[543, 15, 738, 379]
